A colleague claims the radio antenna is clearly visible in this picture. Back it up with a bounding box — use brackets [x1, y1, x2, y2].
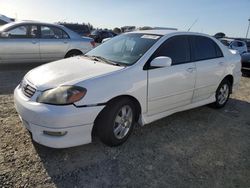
[188, 18, 199, 31]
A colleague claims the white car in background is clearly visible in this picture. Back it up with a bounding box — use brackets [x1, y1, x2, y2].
[219, 38, 248, 55]
[0, 14, 13, 25]
[0, 21, 95, 64]
[14, 30, 241, 148]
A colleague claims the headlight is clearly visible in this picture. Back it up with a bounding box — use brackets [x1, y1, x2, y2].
[37, 86, 87, 105]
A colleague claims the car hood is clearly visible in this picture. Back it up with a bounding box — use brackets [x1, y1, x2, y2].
[25, 56, 124, 90]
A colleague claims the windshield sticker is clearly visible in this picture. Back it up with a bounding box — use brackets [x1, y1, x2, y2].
[141, 35, 160, 39]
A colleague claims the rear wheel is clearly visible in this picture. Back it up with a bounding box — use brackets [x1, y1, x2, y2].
[96, 98, 136, 146]
[212, 79, 231, 108]
[65, 50, 83, 58]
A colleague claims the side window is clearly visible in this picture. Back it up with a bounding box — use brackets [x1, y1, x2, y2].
[30, 25, 39, 38]
[41, 26, 69, 39]
[152, 36, 190, 65]
[237, 42, 243, 47]
[192, 36, 222, 61]
[7, 25, 29, 38]
[231, 41, 238, 47]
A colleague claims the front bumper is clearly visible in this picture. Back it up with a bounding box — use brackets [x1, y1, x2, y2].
[14, 86, 105, 148]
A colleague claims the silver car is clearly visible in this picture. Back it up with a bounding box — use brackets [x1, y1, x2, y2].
[0, 21, 95, 64]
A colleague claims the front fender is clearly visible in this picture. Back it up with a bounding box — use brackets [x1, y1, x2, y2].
[74, 66, 148, 113]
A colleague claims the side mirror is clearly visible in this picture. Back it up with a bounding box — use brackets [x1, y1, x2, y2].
[0, 32, 10, 38]
[150, 56, 172, 68]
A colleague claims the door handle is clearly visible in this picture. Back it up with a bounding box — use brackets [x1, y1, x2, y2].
[186, 67, 195, 73]
[31, 40, 37, 44]
[63, 41, 68, 44]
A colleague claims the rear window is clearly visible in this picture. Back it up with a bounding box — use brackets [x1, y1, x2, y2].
[91, 30, 100, 35]
[192, 36, 223, 61]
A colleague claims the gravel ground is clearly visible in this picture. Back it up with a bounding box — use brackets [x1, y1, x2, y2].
[0, 65, 250, 188]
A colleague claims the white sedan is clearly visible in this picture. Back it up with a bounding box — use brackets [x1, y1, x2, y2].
[14, 30, 241, 148]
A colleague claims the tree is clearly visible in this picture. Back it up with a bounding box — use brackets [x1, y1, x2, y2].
[214, 32, 226, 39]
[87, 22, 94, 31]
[113, 27, 121, 34]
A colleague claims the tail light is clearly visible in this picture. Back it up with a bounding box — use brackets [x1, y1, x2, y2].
[90, 40, 95, 47]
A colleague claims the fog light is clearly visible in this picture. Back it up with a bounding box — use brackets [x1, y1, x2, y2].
[43, 131, 67, 136]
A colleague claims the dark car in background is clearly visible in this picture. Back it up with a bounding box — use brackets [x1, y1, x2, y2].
[89, 30, 116, 43]
[59, 23, 90, 36]
[241, 52, 250, 75]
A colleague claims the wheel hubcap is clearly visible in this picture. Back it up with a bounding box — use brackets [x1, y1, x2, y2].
[113, 105, 133, 139]
[218, 84, 229, 105]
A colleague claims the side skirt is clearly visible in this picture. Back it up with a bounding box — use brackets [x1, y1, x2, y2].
[139, 94, 216, 126]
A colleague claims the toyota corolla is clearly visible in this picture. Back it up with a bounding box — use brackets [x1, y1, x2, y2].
[14, 30, 241, 148]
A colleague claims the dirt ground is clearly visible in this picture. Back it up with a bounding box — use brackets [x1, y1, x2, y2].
[0, 64, 250, 188]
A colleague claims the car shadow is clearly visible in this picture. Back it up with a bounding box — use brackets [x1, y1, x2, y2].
[0, 63, 43, 95]
[33, 98, 250, 188]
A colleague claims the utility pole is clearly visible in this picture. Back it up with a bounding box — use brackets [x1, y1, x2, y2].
[246, 18, 250, 39]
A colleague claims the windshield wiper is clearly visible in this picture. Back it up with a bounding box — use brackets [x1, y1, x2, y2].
[84, 55, 124, 67]
[92, 55, 124, 66]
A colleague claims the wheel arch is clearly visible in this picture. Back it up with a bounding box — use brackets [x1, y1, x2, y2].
[106, 95, 142, 121]
[64, 49, 83, 58]
[222, 74, 234, 93]
[92, 95, 142, 138]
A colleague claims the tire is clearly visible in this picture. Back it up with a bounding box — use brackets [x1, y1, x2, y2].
[212, 79, 231, 108]
[65, 50, 82, 58]
[96, 98, 136, 147]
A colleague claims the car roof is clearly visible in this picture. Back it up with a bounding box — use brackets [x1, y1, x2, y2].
[0, 20, 89, 39]
[10, 20, 64, 27]
[130, 29, 178, 35]
[130, 29, 211, 37]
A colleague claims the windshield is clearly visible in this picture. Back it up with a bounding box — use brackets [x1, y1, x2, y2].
[86, 33, 161, 65]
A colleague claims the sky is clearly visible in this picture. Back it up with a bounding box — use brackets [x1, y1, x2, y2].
[0, 0, 249, 38]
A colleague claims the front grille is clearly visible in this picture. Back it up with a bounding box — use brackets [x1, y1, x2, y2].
[21, 81, 36, 98]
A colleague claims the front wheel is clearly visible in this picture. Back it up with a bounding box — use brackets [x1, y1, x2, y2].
[212, 79, 231, 108]
[96, 98, 136, 147]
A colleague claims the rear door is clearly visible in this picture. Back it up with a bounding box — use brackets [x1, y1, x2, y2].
[0, 24, 40, 63]
[147, 35, 196, 116]
[190, 35, 225, 102]
[39, 25, 70, 61]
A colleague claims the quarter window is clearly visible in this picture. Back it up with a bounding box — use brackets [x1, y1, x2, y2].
[152, 36, 191, 65]
[192, 36, 223, 61]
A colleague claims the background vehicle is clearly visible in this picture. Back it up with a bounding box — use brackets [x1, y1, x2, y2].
[219, 38, 248, 55]
[0, 21, 95, 64]
[241, 52, 250, 75]
[59, 23, 91, 36]
[0, 14, 13, 26]
[89, 29, 116, 43]
[14, 30, 241, 148]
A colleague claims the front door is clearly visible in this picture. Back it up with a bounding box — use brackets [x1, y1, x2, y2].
[0, 24, 40, 63]
[147, 35, 196, 116]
